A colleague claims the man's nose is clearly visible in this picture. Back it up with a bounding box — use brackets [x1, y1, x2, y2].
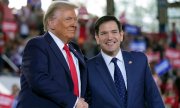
[71, 19, 78, 27]
[107, 33, 113, 39]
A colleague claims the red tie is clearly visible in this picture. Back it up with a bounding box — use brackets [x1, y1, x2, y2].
[63, 44, 79, 96]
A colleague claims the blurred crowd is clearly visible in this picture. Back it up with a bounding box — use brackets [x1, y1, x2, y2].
[0, 0, 180, 108]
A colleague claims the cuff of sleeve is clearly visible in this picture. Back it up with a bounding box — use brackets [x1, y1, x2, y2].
[73, 97, 78, 108]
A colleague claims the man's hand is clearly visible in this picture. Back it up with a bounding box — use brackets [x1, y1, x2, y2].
[76, 98, 88, 108]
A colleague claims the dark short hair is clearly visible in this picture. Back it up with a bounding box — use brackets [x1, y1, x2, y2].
[94, 16, 122, 35]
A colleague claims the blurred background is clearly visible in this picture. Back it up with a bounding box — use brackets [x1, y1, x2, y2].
[0, 0, 180, 108]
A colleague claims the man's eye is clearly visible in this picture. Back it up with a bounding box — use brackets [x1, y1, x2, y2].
[65, 18, 72, 20]
[100, 33, 103, 35]
[100, 32, 107, 35]
[112, 30, 118, 33]
[65, 17, 77, 22]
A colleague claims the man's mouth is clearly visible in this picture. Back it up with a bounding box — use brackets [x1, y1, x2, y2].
[68, 30, 75, 32]
[106, 41, 116, 46]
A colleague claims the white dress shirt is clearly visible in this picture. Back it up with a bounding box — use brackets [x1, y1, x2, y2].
[48, 31, 81, 107]
[101, 50, 127, 89]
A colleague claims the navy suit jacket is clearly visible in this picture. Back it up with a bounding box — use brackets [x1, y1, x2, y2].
[87, 51, 165, 108]
[17, 32, 87, 108]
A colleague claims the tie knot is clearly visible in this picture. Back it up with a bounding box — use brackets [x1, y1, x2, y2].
[63, 44, 69, 51]
[111, 57, 118, 64]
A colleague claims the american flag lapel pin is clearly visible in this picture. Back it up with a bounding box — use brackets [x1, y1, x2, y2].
[129, 61, 132, 64]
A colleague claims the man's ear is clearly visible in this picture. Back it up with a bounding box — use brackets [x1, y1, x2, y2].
[95, 35, 100, 45]
[120, 31, 124, 42]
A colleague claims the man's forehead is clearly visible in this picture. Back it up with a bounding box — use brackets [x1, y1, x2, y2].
[99, 22, 118, 29]
[53, 8, 77, 16]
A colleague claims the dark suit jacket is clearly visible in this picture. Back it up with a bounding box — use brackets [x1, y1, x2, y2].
[87, 51, 165, 108]
[17, 32, 87, 108]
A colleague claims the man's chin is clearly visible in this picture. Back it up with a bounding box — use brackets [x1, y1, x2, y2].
[68, 35, 75, 39]
[103, 50, 116, 56]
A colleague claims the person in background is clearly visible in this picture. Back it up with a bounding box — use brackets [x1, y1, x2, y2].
[11, 84, 20, 108]
[169, 22, 180, 48]
[87, 15, 165, 108]
[17, 1, 88, 108]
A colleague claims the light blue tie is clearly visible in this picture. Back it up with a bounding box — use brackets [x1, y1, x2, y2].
[111, 57, 127, 107]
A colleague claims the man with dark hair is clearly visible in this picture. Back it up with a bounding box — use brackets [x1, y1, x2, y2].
[87, 15, 165, 108]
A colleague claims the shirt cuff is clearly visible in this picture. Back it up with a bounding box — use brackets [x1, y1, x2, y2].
[73, 97, 78, 108]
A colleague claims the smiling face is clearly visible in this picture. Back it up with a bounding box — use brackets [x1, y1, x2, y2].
[95, 21, 123, 56]
[48, 8, 77, 43]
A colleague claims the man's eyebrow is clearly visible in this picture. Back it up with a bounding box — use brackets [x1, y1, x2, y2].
[112, 29, 119, 32]
[99, 31, 108, 33]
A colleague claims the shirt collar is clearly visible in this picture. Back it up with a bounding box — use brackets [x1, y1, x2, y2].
[48, 31, 65, 51]
[101, 49, 123, 65]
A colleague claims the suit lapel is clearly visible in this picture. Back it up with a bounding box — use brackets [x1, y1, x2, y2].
[122, 51, 134, 108]
[69, 43, 87, 96]
[44, 33, 71, 76]
[69, 44, 86, 68]
[96, 53, 123, 107]
[44, 33, 87, 96]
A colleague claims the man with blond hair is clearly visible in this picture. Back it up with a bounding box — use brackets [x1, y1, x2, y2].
[17, 1, 88, 108]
